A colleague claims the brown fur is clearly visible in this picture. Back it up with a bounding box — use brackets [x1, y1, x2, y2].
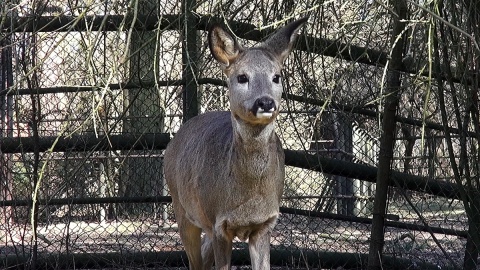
[164, 18, 308, 270]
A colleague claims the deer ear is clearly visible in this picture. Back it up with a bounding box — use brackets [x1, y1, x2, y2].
[260, 17, 308, 63]
[208, 25, 243, 68]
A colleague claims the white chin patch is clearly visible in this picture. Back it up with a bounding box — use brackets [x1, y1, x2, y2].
[256, 108, 275, 119]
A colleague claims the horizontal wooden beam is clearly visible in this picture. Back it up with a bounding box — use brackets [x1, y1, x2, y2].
[0, 249, 445, 270]
[0, 133, 170, 153]
[1, 14, 179, 32]
[0, 78, 226, 96]
[0, 195, 464, 237]
[281, 207, 466, 238]
[0, 196, 171, 207]
[284, 149, 462, 200]
[2, 14, 470, 87]
[0, 134, 462, 200]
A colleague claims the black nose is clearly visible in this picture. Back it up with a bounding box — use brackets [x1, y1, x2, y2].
[253, 97, 276, 112]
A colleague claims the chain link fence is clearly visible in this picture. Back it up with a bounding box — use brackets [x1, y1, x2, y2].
[0, 0, 478, 269]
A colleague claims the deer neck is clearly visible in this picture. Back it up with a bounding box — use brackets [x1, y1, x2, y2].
[230, 115, 279, 185]
[231, 115, 276, 152]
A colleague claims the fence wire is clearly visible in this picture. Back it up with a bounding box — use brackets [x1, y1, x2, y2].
[0, 0, 478, 269]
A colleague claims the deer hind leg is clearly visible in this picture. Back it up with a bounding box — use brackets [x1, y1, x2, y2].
[179, 220, 202, 270]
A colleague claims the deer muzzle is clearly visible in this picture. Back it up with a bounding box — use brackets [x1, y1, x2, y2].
[251, 96, 277, 119]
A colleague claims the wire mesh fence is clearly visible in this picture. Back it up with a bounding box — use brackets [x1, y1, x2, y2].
[0, 0, 478, 269]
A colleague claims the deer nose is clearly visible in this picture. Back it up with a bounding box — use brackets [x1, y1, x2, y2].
[252, 96, 276, 118]
[256, 97, 275, 111]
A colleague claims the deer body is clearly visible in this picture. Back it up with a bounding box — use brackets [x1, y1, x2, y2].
[167, 111, 283, 238]
[164, 18, 307, 270]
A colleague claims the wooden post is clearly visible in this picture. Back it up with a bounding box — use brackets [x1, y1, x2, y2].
[181, 0, 199, 122]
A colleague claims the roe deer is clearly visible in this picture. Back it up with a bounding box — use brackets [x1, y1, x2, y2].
[164, 17, 308, 270]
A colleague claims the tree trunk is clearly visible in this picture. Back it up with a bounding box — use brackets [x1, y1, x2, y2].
[122, 1, 165, 216]
[434, 0, 480, 268]
[367, 0, 408, 269]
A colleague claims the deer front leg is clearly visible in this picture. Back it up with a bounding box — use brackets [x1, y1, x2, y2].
[249, 231, 271, 270]
[212, 234, 233, 270]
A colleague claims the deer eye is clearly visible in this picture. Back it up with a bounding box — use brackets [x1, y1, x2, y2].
[237, 74, 249, 84]
[273, 74, 281, 84]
